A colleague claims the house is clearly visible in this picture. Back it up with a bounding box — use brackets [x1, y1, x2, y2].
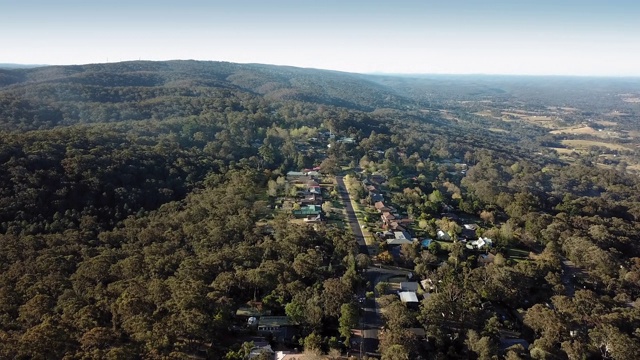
[399, 291, 419, 308]
[400, 282, 419, 292]
[337, 137, 356, 144]
[307, 180, 319, 187]
[249, 345, 274, 359]
[420, 279, 434, 291]
[379, 230, 395, 239]
[436, 230, 451, 241]
[292, 205, 322, 218]
[460, 228, 477, 240]
[387, 237, 413, 246]
[257, 316, 299, 343]
[394, 230, 411, 241]
[374, 201, 390, 212]
[276, 351, 323, 360]
[308, 186, 322, 195]
[306, 170, 320, 178]
[463, 224, 478, 230]
[384, 230, 412, 246]
[381, 212, 396, 225]
[470, 237, 493, 250]
[286, 171, 306, 178]
[304, 214, 323, 224]
[300, 194, 322, 206]
[370, 193, 384, 203]
[388, 222, 407, 232]
[235, 305, 271, 319]
[478, 253, 496, 265]
[370, 174, 386, 185]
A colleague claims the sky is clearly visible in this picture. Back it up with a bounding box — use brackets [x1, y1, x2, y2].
[1, 0, 639, 76]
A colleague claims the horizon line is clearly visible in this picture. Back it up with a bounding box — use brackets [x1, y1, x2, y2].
[2, 59, 640, 79]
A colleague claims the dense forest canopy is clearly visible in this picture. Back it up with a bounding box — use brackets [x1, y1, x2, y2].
[0, 60, 640, 359]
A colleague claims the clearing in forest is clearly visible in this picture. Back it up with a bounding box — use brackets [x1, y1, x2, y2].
[561, 139, 632, 151]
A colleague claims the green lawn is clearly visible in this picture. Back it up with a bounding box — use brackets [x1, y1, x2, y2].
[327, 218, 346, 230]
[507, 248, 530, 260]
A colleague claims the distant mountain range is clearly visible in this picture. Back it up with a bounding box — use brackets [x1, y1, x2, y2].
[0, 60, 638, 132]
[0, 60, 411, 111]
[0, 63, 47, 69]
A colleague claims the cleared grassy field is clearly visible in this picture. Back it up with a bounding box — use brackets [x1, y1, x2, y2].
[501, 111, 557, 128]
[550, 126, 598, 135]
[561, 139, 632, 151]
[507, 248, 531, 260]
[473, 110, 498, 117]
[549, 147, 579, 154]
[597, 120, 619, 126]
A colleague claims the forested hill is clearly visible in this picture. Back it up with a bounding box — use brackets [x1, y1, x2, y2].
[0, 60, 410, 130]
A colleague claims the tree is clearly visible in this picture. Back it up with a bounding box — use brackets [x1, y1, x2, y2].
[323, 278, 352, 318]
[355, 253, 371, 270]
[381, 300, 413, 331]
[339, 303, 359, 343]
[375, 281, 390, 295]
[320, 156, 340, 175]
[322, 201, 333, 214]
[428, 241, 442, 255]
[465, 330, 497, 360]
[589, 324, 640, 360]
[480, 210, 495, 225]
[267, 179, 278, 197]
[381, 344, 409, 360]
[304, 332, 323, 352]
[285, 301, 306, 325]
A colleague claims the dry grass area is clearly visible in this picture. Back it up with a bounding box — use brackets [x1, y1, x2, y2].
[561, 139, 632, 151]
[550, 126, 598, 135]
[438, 110, 461, 122]
[551, 126, 624, 139]
[596, 120, 619, 126]
[623, 97, 640, 103]
[547, 106, 578, 112]
[550, 147, 579, 154]
[473, 110, 495, 117]
[488, 127, 508, 133]
[459, 100, 492, 104]
[502, 111, 557, 127]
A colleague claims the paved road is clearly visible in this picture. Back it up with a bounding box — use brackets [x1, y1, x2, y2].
[336, 176, 416, 356]
[335, 176, 369, 255]
[336, 176, 377, 355]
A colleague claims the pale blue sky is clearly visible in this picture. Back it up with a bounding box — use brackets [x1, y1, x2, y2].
[1, 0, 639, 75]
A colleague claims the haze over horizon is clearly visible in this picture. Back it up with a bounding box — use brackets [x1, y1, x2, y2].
[2, 0, 639, 77]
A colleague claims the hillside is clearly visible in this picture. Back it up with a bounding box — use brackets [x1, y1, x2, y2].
[0, 61, 411, 131]
[1, 61, 640, 359]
